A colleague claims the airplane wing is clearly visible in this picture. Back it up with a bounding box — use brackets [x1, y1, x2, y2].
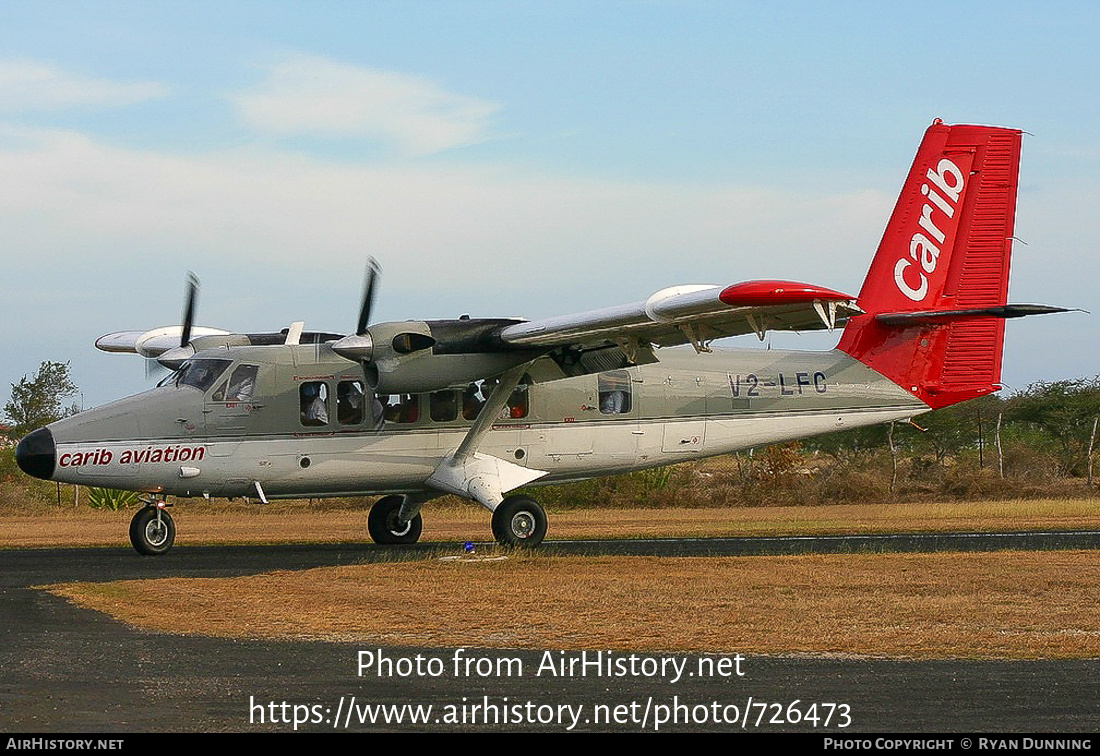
[497, 280, 861, 352]
[95, 327, 233, 357]
[96, 327, 346, 357]
[98, 277, 861, 389]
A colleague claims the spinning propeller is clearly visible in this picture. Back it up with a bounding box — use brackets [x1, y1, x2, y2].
[333, 258, 440, 390]
[179, 272, 198, 349]
[357, 257, 380, 338]
[152, 272, 203, 373]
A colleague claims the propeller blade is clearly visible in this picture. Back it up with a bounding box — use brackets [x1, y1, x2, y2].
[357, 258, 381, 336]
[180, 272, 199, 347]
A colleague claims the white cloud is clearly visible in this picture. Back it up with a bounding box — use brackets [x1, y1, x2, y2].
[233, 55, 501, 155]
[0, 60, 167, 113]
[0, 126, 891, 302]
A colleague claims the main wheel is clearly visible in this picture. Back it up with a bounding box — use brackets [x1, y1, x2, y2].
[491, 495, 547, 548]
[368, 495, 423, 545]
[129, 506, 176, 556]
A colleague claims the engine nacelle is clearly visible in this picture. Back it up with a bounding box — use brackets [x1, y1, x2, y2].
[333, 318, 538, 394]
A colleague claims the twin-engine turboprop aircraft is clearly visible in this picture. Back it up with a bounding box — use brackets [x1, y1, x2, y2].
[16, 120, 1066, 554]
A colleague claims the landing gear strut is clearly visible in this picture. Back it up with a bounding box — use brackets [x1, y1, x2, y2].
[129, 502, 175, 556]
[491, 495, 547, 548]
[368, 495, 424, 545]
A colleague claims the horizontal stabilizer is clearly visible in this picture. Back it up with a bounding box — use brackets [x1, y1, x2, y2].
[874, 304, 1072, 326]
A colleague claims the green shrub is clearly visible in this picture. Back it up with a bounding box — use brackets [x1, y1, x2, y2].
[86, 487, 141, 511]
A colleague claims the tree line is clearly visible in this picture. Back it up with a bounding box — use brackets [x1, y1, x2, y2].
[3, 361, 79, 440]
[802, 378, 1100, 480]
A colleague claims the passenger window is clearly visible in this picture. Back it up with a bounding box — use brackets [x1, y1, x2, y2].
[462, 382, 487, 420]
[300, 382, 329, 426]
[430, 390, 458, 422]
[337, 380, 365, 425]
[458, 377, 529, 420]
[380, 394, 420, 424]
[599, 370, 631, 414]
[507, 378, 529, 419]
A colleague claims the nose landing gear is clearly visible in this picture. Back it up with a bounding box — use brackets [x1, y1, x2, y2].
[130, 498, 175, 555]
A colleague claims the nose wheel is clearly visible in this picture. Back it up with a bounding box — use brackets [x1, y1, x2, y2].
[491, 495, 547, 547]
[129, 504, 176, 556]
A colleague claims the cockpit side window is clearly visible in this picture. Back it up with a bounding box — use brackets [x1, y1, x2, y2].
[213, 364, 259, 402]
[176, 359, 231, 392]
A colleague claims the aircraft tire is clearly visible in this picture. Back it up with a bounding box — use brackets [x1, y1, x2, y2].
[368, 495, 423, 545]
[129, 506, 176, 556]
[492, 495, 547, 548]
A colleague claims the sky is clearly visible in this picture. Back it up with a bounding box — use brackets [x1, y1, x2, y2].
[2, 1, 1099, 410]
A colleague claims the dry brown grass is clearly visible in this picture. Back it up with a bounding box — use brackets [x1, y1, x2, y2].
[2, 497, 1099, 549]
[16, 497, 1100, 660]
[47, 550, 1100, 659]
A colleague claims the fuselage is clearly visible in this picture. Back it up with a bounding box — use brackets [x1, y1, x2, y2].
[19, 343, 925, 500]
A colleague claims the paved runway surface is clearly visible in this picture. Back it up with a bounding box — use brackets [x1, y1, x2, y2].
[2, 532, 1098, 732]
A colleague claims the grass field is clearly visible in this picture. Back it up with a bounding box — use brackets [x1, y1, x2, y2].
[8, 497, 1099, 660]
[47, 549, 1100, 659]
[3, 496, 1099, 548]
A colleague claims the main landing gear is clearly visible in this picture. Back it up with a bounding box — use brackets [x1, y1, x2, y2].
[491, 495, 547, 548]
[130, 499, 175, 556]
[367, 495, 424, 545]
[367, 493, 548, 548]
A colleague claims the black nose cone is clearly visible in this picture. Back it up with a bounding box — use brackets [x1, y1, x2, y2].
[15, 428, 56, 480]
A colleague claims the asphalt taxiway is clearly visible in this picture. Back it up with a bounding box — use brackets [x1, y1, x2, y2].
[1, 532, 1097, 732]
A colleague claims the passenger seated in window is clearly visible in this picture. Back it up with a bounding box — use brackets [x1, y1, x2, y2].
[337, 381, 365, 425]
[382, 394, 419, 423]
[507, 384, 529, 418]
[600, 390, 627, 414]
[227, 366, 257, 402]
[431, 390, 458, 422]
[462, 383, 485, 420]
[598, 371, 631, 414]
[300, 383, 328, 426]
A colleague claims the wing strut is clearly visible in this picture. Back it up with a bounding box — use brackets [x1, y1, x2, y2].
[426, 364, 547, 510]
[813, 300, 840, 331]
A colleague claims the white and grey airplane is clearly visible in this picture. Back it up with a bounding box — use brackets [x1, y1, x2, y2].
[15, 120, 1064, 554]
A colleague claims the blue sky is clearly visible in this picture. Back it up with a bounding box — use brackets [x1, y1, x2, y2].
[2, 1, 1099, 408]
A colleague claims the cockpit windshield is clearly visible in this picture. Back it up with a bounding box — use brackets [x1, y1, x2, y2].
[173, 358, 231, 392]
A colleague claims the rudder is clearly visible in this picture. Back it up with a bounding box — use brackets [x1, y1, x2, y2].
[837, 120, 1023, 409]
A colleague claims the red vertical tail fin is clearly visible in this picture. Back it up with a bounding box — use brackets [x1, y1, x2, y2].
[837, 120, 1023, 409]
